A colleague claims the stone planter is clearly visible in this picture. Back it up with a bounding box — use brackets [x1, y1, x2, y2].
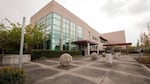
[2, 54, 31, 65]
[105, 53, 112, 64]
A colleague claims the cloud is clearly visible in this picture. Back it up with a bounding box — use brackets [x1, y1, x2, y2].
[101, 0, 130, 16]
[101, 0, 150, 16]
[127, 0, 150, 15]
[0, 0, 51, 24]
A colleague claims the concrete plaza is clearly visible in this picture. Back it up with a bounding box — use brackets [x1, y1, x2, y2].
[24, 55, 150, 84]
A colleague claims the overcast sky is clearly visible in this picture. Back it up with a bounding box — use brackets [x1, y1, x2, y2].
[0, 0, 150, 46]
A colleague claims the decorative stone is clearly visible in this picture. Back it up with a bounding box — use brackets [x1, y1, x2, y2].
[91, 52, 98, 60]
[102, 52, 106, 57]
[114, 53, 119, 59]
[105, 53, 112, 64]
[114, 52, 121, 59]
[59, 53, 73, 66]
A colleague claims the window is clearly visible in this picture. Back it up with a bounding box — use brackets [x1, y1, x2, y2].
[100, 39, 106, 43]
[52, 43, 60, 50]
[52, 34, 60, 39]
[46, 25, 52, 32]
[53, 25, 60, 31]
[46, 13, 53, 26]
[63, 18, 69, 24]
[40, 17, 46, 26]
[76, 25, 83, 40]
[63, 18, 69, 35]
[53, 13, 61, 20]
[70, 22, 75, 36]
[53, 18, 61, 26]
[47, 13, 52, 19]
[63, 22, 69, 30]
[52, 30, 60, 35]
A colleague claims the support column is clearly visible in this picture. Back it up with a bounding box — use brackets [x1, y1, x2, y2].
[60, 17, 63, 51]
[87, 43, 90, 56]
[97, 45, 99, 55]
[126, 45, 128, 55]
[112, 46, 114, 54]
[69, 21, 71, 51]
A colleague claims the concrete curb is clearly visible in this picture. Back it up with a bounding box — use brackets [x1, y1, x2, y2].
[141, 64, 150, 72]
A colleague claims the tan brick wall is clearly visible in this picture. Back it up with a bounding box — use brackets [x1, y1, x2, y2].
[101, 30, 126, 48]
[101, 30, 126, 44]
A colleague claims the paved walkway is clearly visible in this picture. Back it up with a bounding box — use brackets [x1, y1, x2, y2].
[24, 55, 150, 84]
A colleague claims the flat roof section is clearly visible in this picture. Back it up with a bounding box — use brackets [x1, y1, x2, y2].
[72, 40, 98, 45]
[103, 43, 132, 46]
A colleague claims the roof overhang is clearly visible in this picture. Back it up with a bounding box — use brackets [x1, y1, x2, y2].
[99, 36, 107, 41]
[103, 43, 132, 46]
[72, 40, 98, 45]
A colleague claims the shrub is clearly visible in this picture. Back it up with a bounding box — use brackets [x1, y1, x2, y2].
[0, 66, 26, 84]
[143, 47, 150, 54]
[135, 57, 150, 64]
[39, 56, 48, 60]
[31, 50, 80, 60]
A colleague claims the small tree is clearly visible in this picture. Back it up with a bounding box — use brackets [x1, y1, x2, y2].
[25, 24, 43, 51]
[0, 19, 44, 55]
[140, 22, 150, 47]
[0, 19, 21, 55]
[140, 32, 149, 47]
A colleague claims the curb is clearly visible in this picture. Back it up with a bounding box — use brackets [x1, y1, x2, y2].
[141, 64, 150, 72]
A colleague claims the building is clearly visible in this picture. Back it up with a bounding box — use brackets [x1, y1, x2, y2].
[101, 30, 127, 49]
[30, 0, 129, 56]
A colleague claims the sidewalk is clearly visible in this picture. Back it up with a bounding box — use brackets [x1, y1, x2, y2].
[24, 55, 150, 84]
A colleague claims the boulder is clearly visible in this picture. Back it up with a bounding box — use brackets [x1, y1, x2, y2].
[105, 53, 112, 64]
[114, 52, 121, 59]
[59, 53, 73, 66]
[91, 52, 98, 60]
[102, 52, 106, 57]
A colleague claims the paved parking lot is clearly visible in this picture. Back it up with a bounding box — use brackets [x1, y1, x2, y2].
[24, 55, 150, 84]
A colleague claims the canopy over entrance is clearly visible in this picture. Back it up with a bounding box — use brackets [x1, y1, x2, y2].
[72, 40, 98, 56]
[103, 42, 132, 54]
[72, 40, 98, 45]
[103, 43, 132, 46]
[99, 36, 107, 41]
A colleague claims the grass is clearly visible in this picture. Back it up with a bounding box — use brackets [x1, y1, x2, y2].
[135, 56, 150, 64]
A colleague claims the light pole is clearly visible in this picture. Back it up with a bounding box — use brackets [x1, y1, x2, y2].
[19, 17, 26, 68]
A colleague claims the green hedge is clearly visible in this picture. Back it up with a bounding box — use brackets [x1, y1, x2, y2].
[31, 50, 80, 60]
[0, 67, 26, 84]
[143, 48, 150, 54]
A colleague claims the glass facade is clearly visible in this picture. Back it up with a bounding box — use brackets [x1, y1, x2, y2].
[76, 25, 83, 40]
[70, 22, 76, 50]
[62, 18, 69, 50]
[52, 13, 61, 50]
[36, 12, 83, 51]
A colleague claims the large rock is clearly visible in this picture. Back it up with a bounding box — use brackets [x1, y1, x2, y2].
[91, 52, 98, 60]
[114, 52, 121, 59]
[102, 52, 106, 57]
[105, 53, 112, 64]
[59, 53, 73, 66]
